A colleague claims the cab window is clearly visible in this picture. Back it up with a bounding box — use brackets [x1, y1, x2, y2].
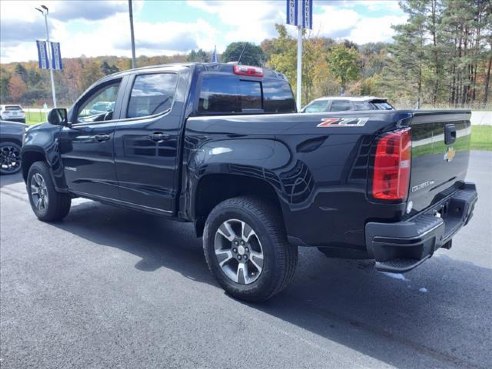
[127, 73, 178, 118]
[77, 81, 121, 123]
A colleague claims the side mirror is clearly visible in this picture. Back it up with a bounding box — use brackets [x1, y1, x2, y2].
[47, 108, 69, 126]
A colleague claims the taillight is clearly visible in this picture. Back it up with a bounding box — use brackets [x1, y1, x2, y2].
[372, 128, 411, 201]
[233, 65, 263, 77]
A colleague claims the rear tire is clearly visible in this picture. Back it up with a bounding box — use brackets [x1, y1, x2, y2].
[27, 161, 71, 222]
[203, 197, 297, 302]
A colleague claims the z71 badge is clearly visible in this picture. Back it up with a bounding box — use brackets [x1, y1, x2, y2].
[317, 117, 369, 127]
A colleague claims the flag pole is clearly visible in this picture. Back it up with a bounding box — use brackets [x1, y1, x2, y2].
[36, 6, 57, 108]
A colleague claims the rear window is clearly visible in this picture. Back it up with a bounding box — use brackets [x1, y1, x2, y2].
[198, 74, 295, 115]
[372, 101, 394, 110]
[263, 80, 296, 113]
[5, 105, 22, 111]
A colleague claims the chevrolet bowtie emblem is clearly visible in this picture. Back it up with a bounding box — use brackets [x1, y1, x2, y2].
[444, 146, 456, 162]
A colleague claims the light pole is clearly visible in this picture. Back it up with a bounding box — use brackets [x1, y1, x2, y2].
[35, 5, 57, 108]
[128, 0, 136, 69]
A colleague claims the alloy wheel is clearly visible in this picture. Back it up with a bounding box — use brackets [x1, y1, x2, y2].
[30, 173, 49, 211]
[0, 144, 21, 173]
[214, 219, 264, 285]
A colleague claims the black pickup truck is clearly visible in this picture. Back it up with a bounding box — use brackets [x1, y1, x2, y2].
[22, 63, 478, 301]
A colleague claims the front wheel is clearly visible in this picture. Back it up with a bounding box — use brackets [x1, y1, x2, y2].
[203, 197, 298, 302]
[27, 161, 71, 222]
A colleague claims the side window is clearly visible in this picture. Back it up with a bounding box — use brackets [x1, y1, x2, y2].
[77, 81, 121, 123]
[127, 73, 177, 118]
[304, 100, 329, 113]
[330, 100, 352, 112]
[353, 101, 373, 111]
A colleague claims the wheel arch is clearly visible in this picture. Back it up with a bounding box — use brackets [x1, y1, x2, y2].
[21, 148, 47, 183]
[193, 173, 285, 237]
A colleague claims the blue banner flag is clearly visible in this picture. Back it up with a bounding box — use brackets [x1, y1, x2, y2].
[286, 0, 298, 26]
[36, 40, 49, 69]
[302, 0, 313, 30]
[211, 46, 218, 63]
[50, 42, 63, 70]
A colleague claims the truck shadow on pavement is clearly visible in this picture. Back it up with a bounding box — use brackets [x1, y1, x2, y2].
[53, 199, 491, 369]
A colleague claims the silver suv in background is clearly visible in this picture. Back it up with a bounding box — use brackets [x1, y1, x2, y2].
[0, 105, 26, 123]
[301, 96, 394, 113]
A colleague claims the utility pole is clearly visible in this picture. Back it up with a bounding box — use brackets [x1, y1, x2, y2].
[296, 15, 303, 111]
[36, 5, 57, 108]
[128, 0, 137, 69]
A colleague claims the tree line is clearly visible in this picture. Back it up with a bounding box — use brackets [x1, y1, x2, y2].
[1, 0, 490, 109]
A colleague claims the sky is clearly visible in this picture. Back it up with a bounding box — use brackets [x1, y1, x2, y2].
[0, 0, 407, 64]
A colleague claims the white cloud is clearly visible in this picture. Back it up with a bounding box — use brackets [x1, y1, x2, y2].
[312, 3, 406, 44]
[0, 0, 407, 63]
[187, 0, 284, 45]
[349, 15, 407, 44]
[313, 6, 360, 38]
[0, 0, 214, 63]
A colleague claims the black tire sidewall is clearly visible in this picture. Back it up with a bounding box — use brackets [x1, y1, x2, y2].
[0, 142, 22, 175]
[27, 162, 66, 221]
[204, 199, 286, 301]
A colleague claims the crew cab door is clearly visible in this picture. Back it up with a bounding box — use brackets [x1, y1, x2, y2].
[113, 69, 187, 214]
[58, 77, 126, 200]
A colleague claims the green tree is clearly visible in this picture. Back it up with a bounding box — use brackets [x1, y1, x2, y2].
[222, 42, 265, 66]
[326, 44, 361, 94]
[186, 49, 209, 62]
[266, 25, 297, 91]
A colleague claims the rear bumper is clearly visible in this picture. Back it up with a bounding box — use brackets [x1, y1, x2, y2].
[365, 182, 478, 273]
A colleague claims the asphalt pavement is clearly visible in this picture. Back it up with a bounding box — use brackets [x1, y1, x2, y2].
[1, 151, 491, 369]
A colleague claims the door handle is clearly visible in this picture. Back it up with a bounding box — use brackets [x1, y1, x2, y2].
[94, 134, 110, 142]
[150, 132, 169, 142]
[444, 124, 456, 145]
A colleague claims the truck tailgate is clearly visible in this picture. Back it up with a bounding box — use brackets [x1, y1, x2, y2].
[408, 110, 472, 212]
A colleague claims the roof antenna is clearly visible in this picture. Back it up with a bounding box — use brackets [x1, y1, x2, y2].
[237, 43, 247, 65]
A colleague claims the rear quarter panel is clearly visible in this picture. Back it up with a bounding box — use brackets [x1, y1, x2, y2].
[183, 111, 412, 248]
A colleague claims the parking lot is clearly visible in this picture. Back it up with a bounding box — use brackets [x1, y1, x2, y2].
[1, 151, 491, 369]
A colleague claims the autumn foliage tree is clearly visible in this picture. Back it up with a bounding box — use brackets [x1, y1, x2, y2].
[8, 74, 27, 103]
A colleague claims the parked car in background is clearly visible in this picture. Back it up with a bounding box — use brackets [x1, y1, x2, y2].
[301, 96, 395, 113]
[0, 105, 26, 123]
[88, 101, 115, 115]
[0, 120, 26, 174]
